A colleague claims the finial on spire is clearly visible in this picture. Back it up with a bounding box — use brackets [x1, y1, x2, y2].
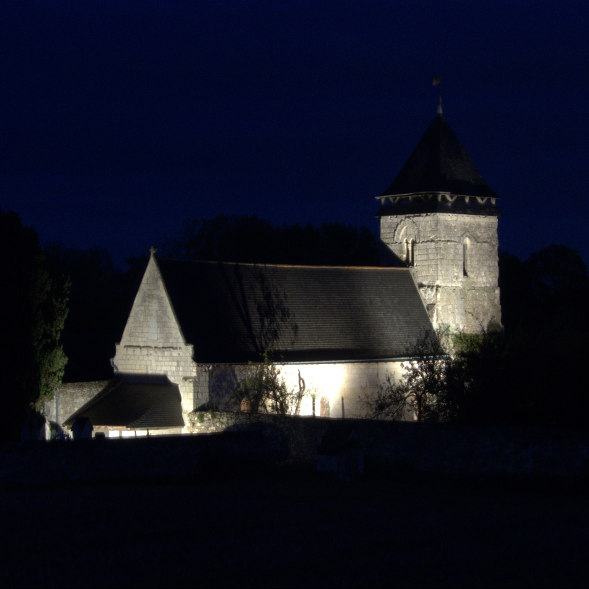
[149, 246, 157, 257]
[432, 76, 443, 115]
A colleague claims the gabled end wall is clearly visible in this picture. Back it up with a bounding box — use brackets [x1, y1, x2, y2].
[112, 254, 207, 415]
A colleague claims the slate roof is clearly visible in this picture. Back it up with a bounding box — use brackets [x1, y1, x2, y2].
[64, 377, 184, 429]
[377, 112, 499, 216]
[157, 259, 434, 363]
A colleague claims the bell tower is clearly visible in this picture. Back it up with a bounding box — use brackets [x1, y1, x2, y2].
[377, 100, 501, 334]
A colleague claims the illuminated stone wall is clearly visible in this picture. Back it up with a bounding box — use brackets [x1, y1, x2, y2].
[208, 360, 406, 419]
[44, 381, 110, 425]
[111, 255, 201, 415]
[380, 213, 501, 333]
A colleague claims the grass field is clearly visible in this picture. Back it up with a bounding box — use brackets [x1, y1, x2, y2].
[1, 472, 588, 588]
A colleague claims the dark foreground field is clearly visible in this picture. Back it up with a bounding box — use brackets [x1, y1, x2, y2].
[1, 472, 588, 588]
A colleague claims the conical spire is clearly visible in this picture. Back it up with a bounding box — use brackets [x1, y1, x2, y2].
[376, 105, 499, 216]
[381, 111, 496, 198]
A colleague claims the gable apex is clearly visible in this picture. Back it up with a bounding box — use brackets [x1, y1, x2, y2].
[118, 253, 187, 349]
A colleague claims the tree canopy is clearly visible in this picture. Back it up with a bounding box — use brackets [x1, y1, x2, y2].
[0, 208, 69, 439]
[44, 245, 144, 381]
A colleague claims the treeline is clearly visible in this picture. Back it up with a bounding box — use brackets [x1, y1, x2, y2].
[164, 215, 382, 266]
[492, 245, 589, 425]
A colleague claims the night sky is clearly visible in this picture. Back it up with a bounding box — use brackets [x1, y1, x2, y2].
[1, 1, 588, 266]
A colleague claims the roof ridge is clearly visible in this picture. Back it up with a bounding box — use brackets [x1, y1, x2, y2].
[157, 258, 410, 271]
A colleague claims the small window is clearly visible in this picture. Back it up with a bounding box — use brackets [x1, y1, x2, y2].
[405, 239, 415, 267]
[463, 239, 470, 277]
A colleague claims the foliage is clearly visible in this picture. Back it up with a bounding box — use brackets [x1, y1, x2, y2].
[364, 373, 412, 421]
[33, 268, 70, 406]
[498, 244, 589, 425]
[44, 245, 145, 380]
[444, 329, 508, 424]
[0, 208, 69, 438]
[237, 353, 306, 415]
[364, 330, 450, 422]
[367, 245, 589, 427]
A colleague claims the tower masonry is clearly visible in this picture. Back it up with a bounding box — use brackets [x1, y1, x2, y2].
[377, 103, 501, 334]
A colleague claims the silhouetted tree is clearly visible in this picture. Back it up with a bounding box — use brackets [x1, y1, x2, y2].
[236, 352, 306, 415]
[444, 329, 509, 424]
[498, 244, 589, 425]
[0, 208, 69, 439]
[364, 330, 450, 422]
[44, 245, 145, 381]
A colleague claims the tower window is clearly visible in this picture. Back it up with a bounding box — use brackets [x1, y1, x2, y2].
[463, 239, 470, 277]
[405, 239, 415, 267]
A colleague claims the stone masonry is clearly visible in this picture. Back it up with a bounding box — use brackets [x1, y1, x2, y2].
[112, 254, 203, 416]
[381, 212, 501, 333]
[207, 360, 406, 419]
[44, 381, 110, 425]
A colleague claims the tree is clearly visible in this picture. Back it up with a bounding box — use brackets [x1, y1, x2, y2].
[444, 329, 509, 424]
[363, 328, 510, 424]
[499, 245, 589, 425]
[0, 208, 69, 438]
[236, 353, 306, 415]
[364, 330, 450, 422]
[44, 245, 143, 380]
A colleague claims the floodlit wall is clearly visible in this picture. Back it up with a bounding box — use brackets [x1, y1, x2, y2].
[208, 360, 406, 418]
[380, 213, 501, 333]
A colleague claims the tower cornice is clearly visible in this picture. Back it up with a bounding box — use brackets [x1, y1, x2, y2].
[376, 191, 500, 217]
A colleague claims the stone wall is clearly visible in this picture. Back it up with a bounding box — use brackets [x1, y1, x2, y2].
[44, 381, 109, 425]
[207, 360, 405, 418]
[380, 212, 501, 333]
[5, 418, 589, 485]
[183, 413, 589, 479]
[112, 254, 200, 413]
[44, 360, 406, 431]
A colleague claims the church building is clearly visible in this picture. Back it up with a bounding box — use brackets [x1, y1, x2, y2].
[59, 102, 501, 436]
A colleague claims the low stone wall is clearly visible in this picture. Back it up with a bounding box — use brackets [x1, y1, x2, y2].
[0, 431, 285, 486]
[3, 416, 589, 486]
[188, 412, 589, 479]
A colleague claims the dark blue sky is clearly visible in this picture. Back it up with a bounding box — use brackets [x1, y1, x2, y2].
[1, 1, 588, 265]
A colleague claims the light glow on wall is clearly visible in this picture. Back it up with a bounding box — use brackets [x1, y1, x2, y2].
[280, 361, 404, 418]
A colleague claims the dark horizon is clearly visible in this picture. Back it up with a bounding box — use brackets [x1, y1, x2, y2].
[1, 1, 587, 266]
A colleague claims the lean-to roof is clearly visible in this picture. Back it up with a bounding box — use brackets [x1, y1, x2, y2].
[64, 377, 184, 429]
